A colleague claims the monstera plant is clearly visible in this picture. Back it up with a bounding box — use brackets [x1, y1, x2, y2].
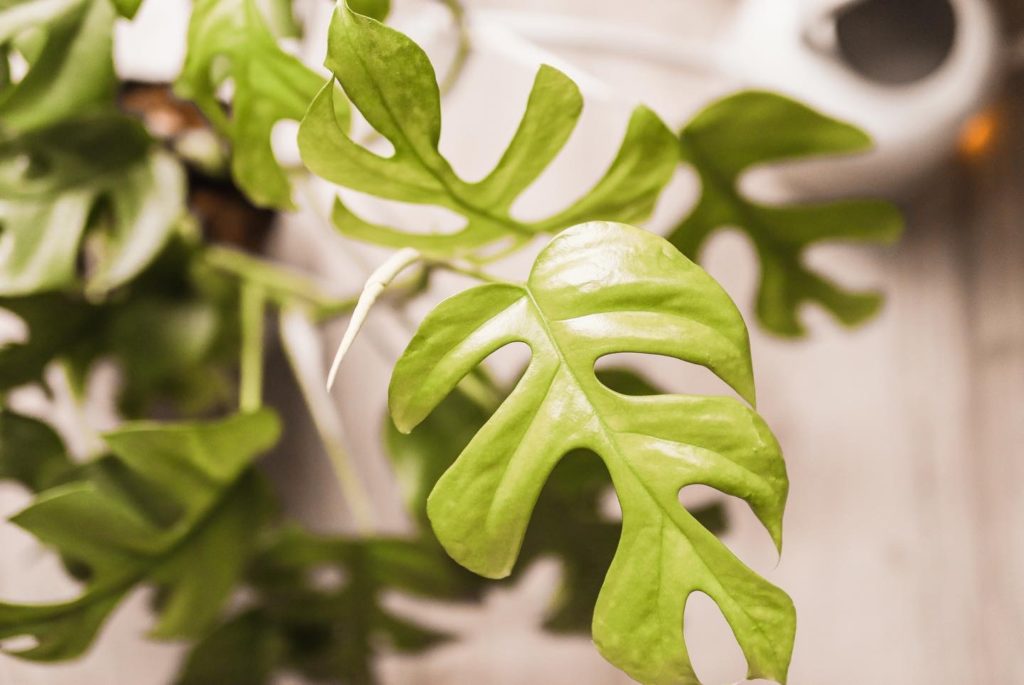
[0, 1, 901, 684]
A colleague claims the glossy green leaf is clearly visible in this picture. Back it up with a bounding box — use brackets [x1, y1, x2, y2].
[0, 0, 116, 133]
[670, 90, 904, 336]
[0, 114, 186, 297]
[0, 410, 281, 660]
[390, 221, 794, 684]
[298, 3, 677, 258]
[177, 0, 327, 208]
[387, 370, 727, 635]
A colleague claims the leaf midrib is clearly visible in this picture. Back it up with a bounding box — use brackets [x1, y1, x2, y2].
[339, 15, 541, 242]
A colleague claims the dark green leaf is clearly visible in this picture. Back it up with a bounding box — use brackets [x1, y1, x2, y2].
[174, 610, 283, 685]
[0, 239, 240, 413]
[0, 292, 96, 391]
[0, 410, 281, 661]
[239, 527, 469, 684]
[0, 411, 74, 491]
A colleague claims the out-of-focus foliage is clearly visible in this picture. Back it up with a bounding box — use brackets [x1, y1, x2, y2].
[0, 411, 280, 660]
[176, 528, 474, 685]
[0, 237, 240, 414]
[0, 0, 186, 296]
[177, 0, 330, 208]
[670, 90, 904, 336]
[0, 411, 74, 491]
[0, 0, 116, 132]
[0, 119, 185, 297]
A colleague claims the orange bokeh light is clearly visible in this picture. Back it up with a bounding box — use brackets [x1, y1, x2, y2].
[958, 109, 999, 158]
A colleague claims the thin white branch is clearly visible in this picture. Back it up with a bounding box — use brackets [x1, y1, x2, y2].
[326, 247, 421, 391]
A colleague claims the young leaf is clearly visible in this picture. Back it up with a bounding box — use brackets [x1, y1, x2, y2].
[0, 411, 281, 661]
[670, 90, 904, 336]
[298, 3, 678, 257]
[177, 0, 328, 209]
[0, 115, 186, 297]
[389, 221, 794, 685]
[0, 0, 117, 133]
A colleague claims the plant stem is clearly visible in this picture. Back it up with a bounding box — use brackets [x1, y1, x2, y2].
[427, 258, 505, 284]
[438, 0, 471, 96]
[239, 283, 266, 413]
[204, 245, 358, 320]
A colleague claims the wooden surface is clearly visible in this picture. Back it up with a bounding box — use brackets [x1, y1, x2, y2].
[2, 1, 1023, 683]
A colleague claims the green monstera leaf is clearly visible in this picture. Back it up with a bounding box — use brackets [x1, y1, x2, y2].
[177, 527, 477, 685]
[0, 411, 280, 661]
[670, 90, 904, 336]
[0, 114, 186, 297]
[177, 0, 329, 208]
[298, 3, 677, 258]
[386, 370, 727, 635]
[0, 0, 117, 134]
[389, 221, 794, 685]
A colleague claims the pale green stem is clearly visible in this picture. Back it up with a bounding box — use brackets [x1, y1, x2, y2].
[438, 0, 471, 96]
[239, 283, 266, 412]
[426, 258, 505, 284]
[204, 245, 358, 321]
